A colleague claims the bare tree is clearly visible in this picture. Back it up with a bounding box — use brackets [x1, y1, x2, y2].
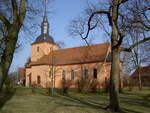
[121, 0, 150, 90]
[50, 42, 66, 95]
[0, 0, 49, 91]
[69, 0, 150, 112]
[0, 0, 27, 91]
[122, 31, 150, 90]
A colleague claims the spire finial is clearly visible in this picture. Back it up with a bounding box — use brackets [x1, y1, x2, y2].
[41, 0, 49, 35]
[44, 0, 48, 16]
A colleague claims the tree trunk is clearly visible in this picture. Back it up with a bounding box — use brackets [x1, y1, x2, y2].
[51, 71, 54, 95]
[0, 0, 26, 91]
[119, 63, 123, 92]
[51, 49, 54, 96]
[108, 0, 120, 111]
[138, 66, 142, 90]
[109, 48, 120, 111]
[0, 34, 18, 91]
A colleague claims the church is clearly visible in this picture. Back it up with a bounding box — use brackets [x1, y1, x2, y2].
[25, 12, 112, 88]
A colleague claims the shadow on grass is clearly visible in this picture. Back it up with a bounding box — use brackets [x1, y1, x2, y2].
[120, 94, 150, 108]
[57, 94, 107, 110]
[0, 89, 16, 110]
[57, 93, 149, 113]
[122, 108, 143, 113]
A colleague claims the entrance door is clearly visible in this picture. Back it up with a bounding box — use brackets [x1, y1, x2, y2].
[37, 76, 41, 85]
[29, 73, 31, 86]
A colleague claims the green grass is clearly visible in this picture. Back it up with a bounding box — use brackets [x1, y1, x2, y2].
[0, 87, 150, 113]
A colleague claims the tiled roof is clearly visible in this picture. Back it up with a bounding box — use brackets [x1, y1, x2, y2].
[27, 43, 111, 67]
[131, 65, 150, 78]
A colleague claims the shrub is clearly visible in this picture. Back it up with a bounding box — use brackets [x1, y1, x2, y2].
[75, 78, 86, 93]
[4, 79, 14, 93]
[61, 79, 72, 94]
[104, 79, 109, 93]
[31, 81, 37, 94]
[4, 75, 17, 93]
[88, 79, 99, 93]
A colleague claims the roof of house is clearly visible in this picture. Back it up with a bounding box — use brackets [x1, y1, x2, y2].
[131, 65, 150, 78]
[18, 68, 25, 73]
[18, 68, 25, 79]
[26, 43, 111, 67]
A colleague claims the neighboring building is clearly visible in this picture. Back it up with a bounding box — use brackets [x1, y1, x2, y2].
[130, 65, 150, 86]
[18, 68, 25, 86]
[25, 12, 121, 88]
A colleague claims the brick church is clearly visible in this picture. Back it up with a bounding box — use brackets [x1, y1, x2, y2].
[25, 12, 113, 88]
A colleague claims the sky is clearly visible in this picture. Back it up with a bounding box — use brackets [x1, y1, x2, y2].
[9, 0, 106, 72]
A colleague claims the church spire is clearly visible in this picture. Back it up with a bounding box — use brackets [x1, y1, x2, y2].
[33, 0, 55, 44]
[41, 0, 49, 35]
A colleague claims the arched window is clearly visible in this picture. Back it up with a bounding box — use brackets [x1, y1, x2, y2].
[37, 76, 41, 84]
[93, 68, 97, 79]
[71, 70, 74, 80]
[62, 70, 66, 80]
[83, 69, 88, 79]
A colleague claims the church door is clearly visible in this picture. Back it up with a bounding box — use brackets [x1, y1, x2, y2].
[29, 73, 32, 86]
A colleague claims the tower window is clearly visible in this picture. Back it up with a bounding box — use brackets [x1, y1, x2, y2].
[71, 70, 74, 80]
[37, 46, 40, 52]
[93, 68, 97, 79]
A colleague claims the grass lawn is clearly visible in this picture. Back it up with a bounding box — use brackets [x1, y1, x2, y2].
[0, 87, 150, 113]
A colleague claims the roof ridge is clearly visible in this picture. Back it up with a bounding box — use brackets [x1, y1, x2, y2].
[52, 42, 110, 54]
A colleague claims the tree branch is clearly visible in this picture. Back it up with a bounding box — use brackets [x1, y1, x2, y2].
[121, 36, 150, 52]
[19, 0, 26, 23]
[0, 12, 10, 27]
[11, 0, 18, 22]
[119, 0, 129, 4]
[82, 10, 110, 40]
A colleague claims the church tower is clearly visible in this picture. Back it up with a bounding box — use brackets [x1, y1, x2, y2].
[31, 6, 58, 62]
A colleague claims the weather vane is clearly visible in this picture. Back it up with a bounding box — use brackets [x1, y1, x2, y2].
[45, 0, 48, 4]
